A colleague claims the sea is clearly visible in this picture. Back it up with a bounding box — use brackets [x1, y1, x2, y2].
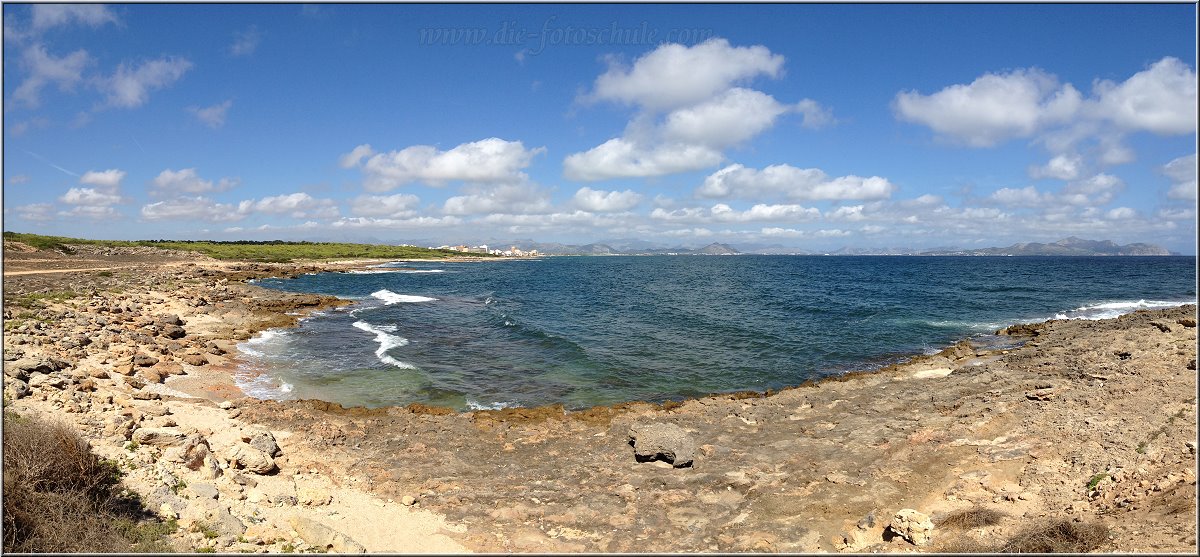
[235, 255, 1197, 411]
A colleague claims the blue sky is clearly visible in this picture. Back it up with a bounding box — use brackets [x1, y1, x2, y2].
[3, 3, 1197, 253]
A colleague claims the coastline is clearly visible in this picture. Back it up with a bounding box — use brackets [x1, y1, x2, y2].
[3, 246, 1196, 552]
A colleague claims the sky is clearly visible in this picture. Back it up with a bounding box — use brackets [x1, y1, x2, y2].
[2, 2, 1197, 253]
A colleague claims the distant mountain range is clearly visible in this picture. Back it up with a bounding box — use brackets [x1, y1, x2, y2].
[486, 236, 1173, 256]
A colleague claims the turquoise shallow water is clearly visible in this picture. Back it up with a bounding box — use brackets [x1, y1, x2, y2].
[236, 255, 1196, 410]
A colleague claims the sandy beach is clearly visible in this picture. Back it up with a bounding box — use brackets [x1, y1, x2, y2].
[3, 242, 1196, 553]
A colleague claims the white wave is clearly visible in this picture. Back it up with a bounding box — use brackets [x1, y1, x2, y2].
[352, 320, 415, 369]
[397, 269, 446, 274]
[347, 269, 396, 274]
[1053, 299, 1194, 321]
[371, 289, 436, 305]
[237, 329, 289, 357]
[466, 398, 518, 411]
[279, 382, 294, 393]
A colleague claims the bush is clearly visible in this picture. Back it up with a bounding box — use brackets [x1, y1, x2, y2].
[2, 412, 176, 552]
[937, 507, 1006, 529]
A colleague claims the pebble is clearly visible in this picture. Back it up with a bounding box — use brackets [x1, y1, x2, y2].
[401, 495, 417, 506]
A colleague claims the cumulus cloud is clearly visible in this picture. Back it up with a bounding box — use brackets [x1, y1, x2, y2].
[140, 196, 246, 222]
[1060, 173, 1124, 206]
[989, 186, 1054, 207]
[566, 38, 828, 181]
[893, 68, 1081, 147]
[330, 216, 463, 229]
[585, 38, 784, 111]
[79, 168, 125, 190]
[101, 56, 192, 108]
[1162, 153, 1197, 201]
[188, 100, 233, 128]
[11, 44, 90, 108]
[661, 88, 792, 148]
[697, 164, 896, 201]
[1105, 207, 1137, 220]
[572, 187, 643, 212]
[152, 168, 238, 195]
[1030, 153, 1083, 180]
[563, 139, 723, 181]
[59, 187, 121, 206]
[442, 183, 552, 216]
[342, 138, 546, 192]
[31, 4, 118, 31]
[1090, 57, 1197, 135]
[651, 202, 819, 224]
[349, 193, 421, 217]
[246, 193, 339, 219]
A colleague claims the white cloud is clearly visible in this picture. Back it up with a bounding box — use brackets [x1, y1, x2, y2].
[230, 26, 261, 57]
[101, 56, 193, 108]
[330, 216, 463, 229]
[59, 205, 120, 220]
[794, 99, 835, 129]
[339, 144, 375, 168]
[12, 44, 90, 108]
[1061, 173, 1124, 206]
[563, 139, 723, 181]
[31, 4, 118, 31]
[1105, 207, 1137, 220]
[15, 203, 55, 221]
[893, 68, 1081, 147]
[585, 38, 784, 111]
[661, 88, 792, 148]
[1162, 153, 1197, 201]
[59, 187, 121, 206]
[188, 100, 233, 128]
[140, 196, 246, 222]
[344, 138, 545, 192]
[572, 187, 643, 212]
[442, 183, 552, 216]
[989, 186, 1053, 207]
[1030, 153, 1083, 180]
[349, 193, 420, 217]
[697, 164, 896, 201]
[152, 168, 238, 195]
[827, 205, 866, 221]
[650, 202, 819, 224]
[79, 168, 125, 190]
[1090, 57, 1197, 135]
[247, 193, 339, 219]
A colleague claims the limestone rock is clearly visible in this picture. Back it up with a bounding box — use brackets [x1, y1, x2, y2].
[133, 427, 188, 447]
[288, 516, 366, 553]
[4, 378, 30, 399]
[188, 482, 220, 500]
[298, 486, 332, 506]
[248, 430, 281, 457]
[182, 353, 208, 366]
[28, 372, 66, 389]
[132, 353, 160, 367]
[628, 422, 696, 468]
[229, 444, 276, 475]
[888, 509, 934, 546]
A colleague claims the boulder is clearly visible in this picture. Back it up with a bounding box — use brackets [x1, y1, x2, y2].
[133, 354, 160, 367]
[4, 378, 30, 400]
[888, 509, 934, 546]
[182, 353, 208, 366]
[229, 444, 276, 475]
[160, 324, 186, 339]
[133, 427, 188, 447]
[288, 516, 366, 553]
[248, 430, 281, 457]
[28, 372, 66, 389]
[628, 423, 696, 468]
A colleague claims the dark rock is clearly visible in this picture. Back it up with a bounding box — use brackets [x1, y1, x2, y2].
[248, 430, 281, 457]
[160, 324, 186, 339]
[133, 354, 160, 367]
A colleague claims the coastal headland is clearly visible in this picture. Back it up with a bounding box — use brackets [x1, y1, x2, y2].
[3, 240, 1196, 552]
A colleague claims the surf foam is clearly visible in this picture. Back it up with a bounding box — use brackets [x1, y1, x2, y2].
[370, 289, 436, 305]
[352, 320, 415, 369]
[1053, 299, 1193, 321]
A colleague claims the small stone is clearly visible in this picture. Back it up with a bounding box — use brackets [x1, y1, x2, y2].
[132, 427, 188, 446]
[189, 482, 220, 500]
[218, 400, 236, 410]
[182, 353, 208, 366]
[401, 495, 417, 506]
[248, 430, 280, 457]
[228, 444, 276, 475]
[298, 487, 332, 506]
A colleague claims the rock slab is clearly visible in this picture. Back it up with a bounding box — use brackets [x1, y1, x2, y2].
[628, 422, 696, 468]
[888, 509, 934, 546]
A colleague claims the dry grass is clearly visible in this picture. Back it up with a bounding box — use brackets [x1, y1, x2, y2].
[937, 507, 1007, 529]
[2, 411, 176, 552]
[943, 518, 1110, 553]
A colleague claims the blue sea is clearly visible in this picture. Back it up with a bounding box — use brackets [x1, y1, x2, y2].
[237, 256, 1196, 410]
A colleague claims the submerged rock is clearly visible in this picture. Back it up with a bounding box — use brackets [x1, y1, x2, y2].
[628, 422, 696, 468]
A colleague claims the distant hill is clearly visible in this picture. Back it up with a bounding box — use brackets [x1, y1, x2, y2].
[693, 242, 740, 255]
[918, 237, 1170, 256]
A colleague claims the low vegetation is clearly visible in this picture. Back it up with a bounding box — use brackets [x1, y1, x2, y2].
[936, 507, 1006, 529]
[2, 411, 177, 552]
[940, 519, 1110, 553]
[4, 231, 480, 262]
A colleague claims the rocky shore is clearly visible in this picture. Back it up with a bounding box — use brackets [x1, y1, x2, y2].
[3, 242, 1197, 552]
